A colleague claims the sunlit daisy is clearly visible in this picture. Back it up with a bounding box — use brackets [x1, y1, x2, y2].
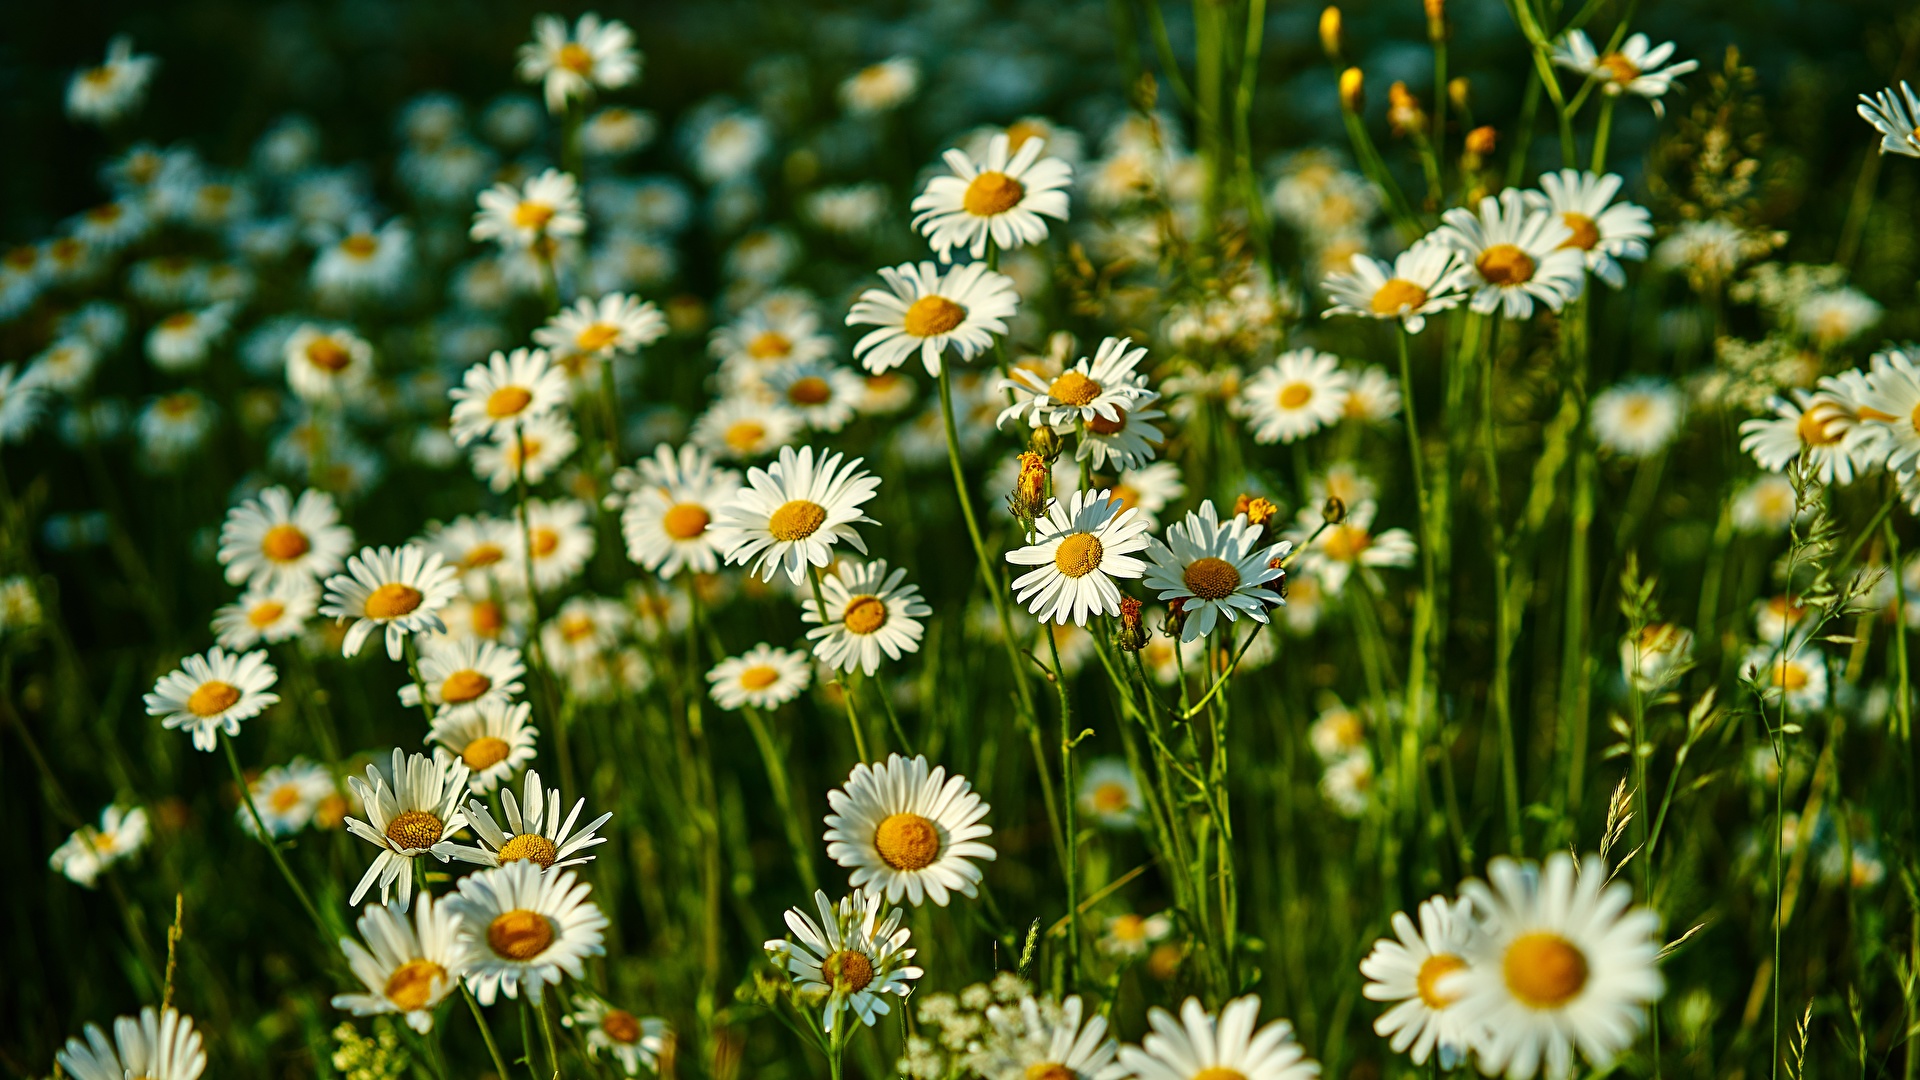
[1621, 622, 1695, 691]
[345, 748, 472, 909]
[211, 580, 317, 650]
[707, 643, 812, 710]
[1731, 474, 1802, 535]
[218, 486, 354, 590]
[1007, 488, 1150, 625]
[977, 995, 1124, 1080]
[239, 757, 336, 838]
[448, 859, 609, 1005]
[144, 646, 279, 752]
[1741, 645, 1829, 713]
[1107, 461, 1187, 531]
[449, 347, 570, 446]
[1076, 392, 1168, 471]
[1281, 499, 1416, 594]
[912, 133, 1073, 261]
[66, 36, 158, 125]
[540, 594, 629, 675]
[400, 637, 525, 718]
[766, 888, 922, 1031]
[49, 804, 150, 887]
[1321, 239, 1466, 333]
[765, 360, 866, 432]
[514, 498, 597, 592]
[1435, 189, 1585, 318]
[710, 445, 880, 584]
[825, 753, 994, 906]
[690, 395, 805, 460]
[311, 218, 413, 298]
[471, 412, 578, 493]
[1552, 31, 1698, 115]
[1000, 336, 1155, 432]
[1859, 81, 1920, 159]
[1234, 349, 1351, 445]
[321, 545, 460, 660]
[565, 995, 670, 1076]
[332, 894, 474, 1033]
[56, 1007, 205, 1080]
[533, 293, 667, 372]
[615, 444, 741, 578]
[1738, 390, 1866, 485]
[471, 168, 585, 249]
[422, 514, 519, 590]
[847, 261, 1020, 376]
[1077, 757, 1144, 829]
[1359, 895, 1481, 1067]
[711, 301, 835, 389]
[1117, 996, 1321, 1080]
[1590, 378, 1684, 458]
[284, 323, 376, 404]
[517, 13, 640, 114]
[1523, 170, 1652, 289]
[427, 700, 538, 793]
[1144, 500, 1289, 641]
[802, 559, 931, 675]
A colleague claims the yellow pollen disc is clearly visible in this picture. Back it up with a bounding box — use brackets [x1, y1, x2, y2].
[498, 833, 561, 869]
[1054, 533, 1105, 578]
[385, 809, 444, 850]
[462, 736, 512, 772]
[1370, 278, 1429, 315]
[1110, 485, 1139, 510]
[531, 528, 560, 557]
[1416, 953, 1469, 1009]
[558, 42, 595, 74]
[746, 330, 793, 359]
[663, 502, 711, 540]
[384, 959, 446, 1012]
[1560, 212, 1600, 252]
[1773, 661, 1810, 691]
[306, 338, 353, 372]
[1599, 52, 1641, 82]
[341, 234, 378, 258]
[158, 394, 198, 417]
[1278, 382, 1313, 409]
[724, 420, 766, 452]
[560, 615, 595, 643]
[1191, 1070, 1249, 1080]
[472, 600, 505, 637]
[247, 600, 286, 629]
[512, 201, 556, 231]
[1503, 932, 1589, 1008]
[1048, 371, 1101, 407]
[1111, 914, 1145, 940]
[1026, 1064, 1075, 1080]
[487, 909, 555, 960]
[874, 812, 942, 870]
[485, 385, 533, 419]
[768, 499, 828, 542]
[843, 596, 888, 635]
[87, 203, 124, 223]
[187, 681, 241, 717]
[1476, 243, 1536, 285]
[601, 1009, 643, 1044]
[159, 312, 197, 331]
[1909, 402, 1920, 436]
[821, 949, 876, 993]
[1091, 782, 1132, 813]
[738, 665, 781, 691]
[963, 170, 1026, 216]
[464, 543, 506, 569]
[1006, 119, 1047, 151]
[84, 66, 116, 86]
[269, 783, 304, 813]
[1323, 525, 1373, 561]
[903, 295, 967, 338]
[1796, 408, 1843, 447]
[575, 323, 621, 352]
[1182, 556, 1242, 600]
[365, 583, 424, 619]
[1087, 407, 1128, 435]
[261, 524, 311, 562]
[787, 376, 833, 406]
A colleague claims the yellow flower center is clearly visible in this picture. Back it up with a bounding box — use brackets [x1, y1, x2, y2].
[902, 295, 967, 338]
[1054, 533, 1105, 578]
[1416, 952, 1468, 1009]
[1476, 243, 1536, 285]
[575, 323, 621, 352]
[87, 203, 125, 224]
[385, 809, 444, 850]
[269, 783, 304, 813]
[1560, 212, 1600, 252]
[463, 543, 506, 569]
[187, 681, 241, 717]
[485, 385, 533, 419]
[738, 665, 781, 691]
[843, 596, 888, 635]
[1503, 932, 1590, 1008]
[341, 234, 379, 258]
[247, 600, 286, 629]
[1182, 556, 1242, 600]
[531, 528, 560, 557]
[963, 170, 1026, 216]
[1026, 1064, 1075, 1080]
[558, 42, 595, 74]
[383, 959, 446, 1012]
[462, 736, 512, 771]
[1772, 661, 1810, 691]
[306, 337, 354, 372]
[158, 312, 198, 332]
[487, 909, 555, 960]
[365, 583, 424, 620]
[498, 832, 560, 869]
[512, 202, 556, 231]
[1278, 383, 1314, 409]
[874, 812, 942, 870]
[601, 1009, 643, 1044]
[1192, 1070, 1248, 1080]
[723, 420, 766, 452]
[746, 330, 793, 359]
[261, 524, 312, 562]
[1370, 278, 1429, 315]
[663, 503, 711, 540]
[1087, 407, 1128, 435]
[1323, 525, 1373, 562]
[821, 949, 876, 993]
[1048, 371, 1101, 407]
[787, 376, 833, 406]
[1796, 407, 1844, 447]
[1091, 782, 1132, 814]
[1599, 52, 1641, 83]
[768, 499, 828, 542]
[472, 599, 506, 637]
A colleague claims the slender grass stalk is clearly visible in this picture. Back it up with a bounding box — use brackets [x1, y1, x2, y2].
[1476, 314, 1522, 850]
[1043, 621, 1081, 987]
[809, 565, 867, 761]
[463, 986, 514, 1080]
[222, 732, 335, 940]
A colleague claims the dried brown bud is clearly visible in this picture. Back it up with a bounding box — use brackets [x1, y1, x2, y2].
[1006, 452, 1050, 525]
[1339, 67, 1365, 113]
[1319, 7, 1344, 62]
[1116, 596, 1149, 652]
[1322, 495, 1348, 525]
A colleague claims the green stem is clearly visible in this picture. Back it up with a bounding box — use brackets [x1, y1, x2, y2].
[222, 733, 333, 940]
[1479, 315, 1523, 851]
[809, 566, 868, 761]
[463, 987, 514, 1080]
[1043, 622, 1081, 989]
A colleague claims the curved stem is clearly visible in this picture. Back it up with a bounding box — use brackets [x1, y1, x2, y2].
[222, 733, 334, 939]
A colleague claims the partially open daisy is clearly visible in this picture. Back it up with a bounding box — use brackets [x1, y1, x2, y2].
[449, 347, 570, 446]
[1523, 170, 1652, 289]
[1143, 500, 1290, 642]
[691, 395, 805, 460]
[515, 498, 598, 592]
[710, 445, 880, 584]
[1452, 853, 1663, 1080]
[911, 133, 1073, 261]
[1590, 378, 1684, 458]
[1077, 757, 1144, 829]
[764, 888, 923, 1031]
[565, 995, 670, 1076]
[1117, 996, 1321, 1080]
[428, 700, 538, 793]
[400, 637, 526, 718]
[238, 757, 336, 838]
[1738, 390, 1867, 485]
[345, 749, 472, 909]
[217, 485, 353, 590]
[825, 753, 994, 906]
[1281, 499, 1416, 594]
[332, 894, 474, 1033]
[801, 559, 931, 675]
[1360, 894, 1482, 1068]
[211, 580, 317, 649]
[765, 360, 866, 432]
[1007, 488, 1151, 626]
[284, 323, 375, 403]
[448, 859, 609, 1005]
[1435, 189, 1586, 318]
[144, 646, 279, 752]
[533, 293, 666, 372]
[454, 769, 612, 874]
[517, 13, 640, 114]
[1859, 82, 1920, 159]
[471, 168, 586, 250]
[471, 413, 578, 493]
[999, 336, 1155, 432]
[321, 545, 460, 660]
[847, 261, 1020, 376]
[56, 1007, 205, 1080]
[49, 804, 150, 887]
[977, 994, 1124, 1080]
[707, 643, 812, 710]
[1552, 30, 1698, 115]
[66, 35, 158, 126]
[1741, 645, 1829, 714]
[1321, 239, 1467, 334]
[1234, 349, 1352, 444]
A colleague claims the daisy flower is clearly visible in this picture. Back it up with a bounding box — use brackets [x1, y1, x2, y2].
[1076, 392, 1168, 471]
[615, 445, 743, 578]
[1234, 349, 1352, 445]
[448, 347, 570, 446]
[711, 302, 835, 388]
[1281, 499, 1417, 594]
[839, 56, 921, 116]
[1738, 390, 1866, 485]
[320, 545, 461, 660]
[399, 637, 525, 717]
[1007, 488, 1151, 626]
[56, 1007, 205, 1080]
[345, 749, 471, 909]
[999, 336, 1154, 431]
[428, 700, 539, 794]
[709, 446, 880, 584]
[515, 498, 598, 592]
[1552, 31, 1698, 115]
[766, 360, 866, 432]
[284, 323, 376, 404]
[1321, 240, 1466, 333]
[211, 580, 317, 649]
[471, 412, 578, 493]
[1590, 378, 1685, 458]
[1523, 170, 1652, 289]
[1108, 461, 1187, 530]
[332, 894, 474, 1033]
[238, 757, 337, 838]
[1452, 853, 1663, 1080]
[911, 133, 1073, 261]
[1621, 622, 1695, 692]
[1117, 996, 1321, 1080]
[454, 770, 612, 878]
[145, 303, 233, 372]
[764, 888, 923, 1031]
[565, 995, 670, 1076]
[1855, 348, 1920, 472]
[1359, 895, 1481, 1068]
[1435, 189, 1586, 318]
[1741, 646, 1829, 714]
[1795, 287, 1881, 350]
[311, 218, 413, 298]
[802, 559, 932, 675]
[825, 753, 995, 907]
[847, 261, 1020, 376]
[144, 647, 279, 752]
[422, 514, 518, 588]
[517, 13, 640, 114]
[533, 293, 666, 369]
[977, 995, 1124, 1080]
[690, 395, 805, 460]
[1144, 501, 1290, 641]
[1099, 911, 1172, 958]
[49, 804, 150, 887]
[471, 168, 585, 249]
[66, 36, 158, 125]
[1732, 474, 1802, 535]
[707, 643, 812, 710]
[1077, 757, 1144, 829]
[218, 486, 354, 590]
[1859, 82, 1920, 159]
[448, 860, 609, 1005]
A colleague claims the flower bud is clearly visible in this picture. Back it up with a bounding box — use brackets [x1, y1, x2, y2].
[1319, 7, 1343, 62]
[1448, 77, 1472, 111]
[1322, 495, 1347, 525]
[1263, 558, 1289, 603]
[1029, 424, 1063, 463]
[1387, 81, 1426, 136]
[1339, 67, 1365, 113]
[1006, 452, 1050, 527]
[1116, 596, 1149, 652]
[1425, 0, 1447, 40]
[1165, 597, 1190, 638]
[1465, 125, 1497, 156]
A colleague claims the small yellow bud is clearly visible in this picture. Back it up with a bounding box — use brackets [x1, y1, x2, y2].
[1319, 7, 1344, 62]
[1448, 77, 1471, 111]
[1424, 0, 1447, 39]
[1029, 425, 1063, 463]
[1339, 67, 1365, 113]
[1465, 125, 1497, 156]
[1322, 495, 1348, 525]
